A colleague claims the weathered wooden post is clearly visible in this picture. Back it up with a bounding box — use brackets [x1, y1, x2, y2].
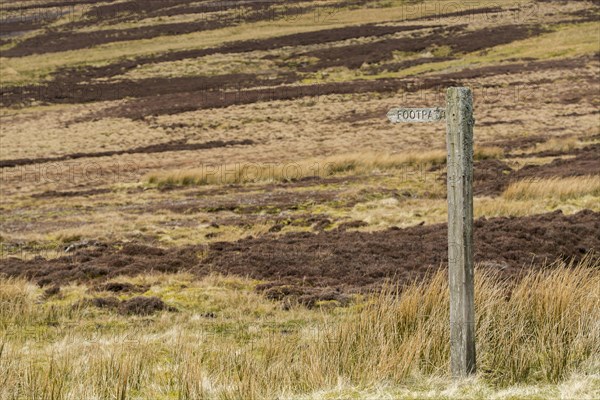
[387, 87, 475, 378]
[445, 87, 475, 377]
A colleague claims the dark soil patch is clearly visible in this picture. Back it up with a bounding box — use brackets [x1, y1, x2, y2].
[2, 211, 598, 302]
[130, 0, 367, 22]
[510, 141, 600, 159]
[368, 57, 454, 74]
[94, 282, 148, 294]
[563, 110, 600, 118]
[262, 23, 435, 63]
[256, 283, 351, 309]
[31, 188, 112, 199]
[79, 294, 176, 315]
[516, 144, 600, 179]
[148, 184, 399, 216]
[151, 189, 343, 215]
[483, 135, 547, 152]
[336, 220, 369, 231]
[335, 109, 386, 124]
[459, 144, 599, 197]
[474, 159, 514, 196]
[118, 296, 176, 315]
[205, 213, 334, 234]
[478, 119, 525, 127]
[413, 6, 506, 21]
[433, 159, 513, 197]
[311, 217, 334, 232]
[109, 0, 315, 23]
[0, 139, 254, 168]
[89, 296, 120, 309]
[43, 285, 61, 298]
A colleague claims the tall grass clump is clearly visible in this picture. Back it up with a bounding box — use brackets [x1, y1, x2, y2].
[503, 176, 600, 201]
[302, 255, 599, 388]
[146, 147, 503, 188]
[525, 137, 579, 155]
[0, 278, 38, 330]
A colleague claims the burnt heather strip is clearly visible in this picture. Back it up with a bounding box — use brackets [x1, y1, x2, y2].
[2, 0, 360, 56]
[17, 23, 435, 81]
[0, 73, 298, 107]
[1, 211, 597, 294]
[298, 24, 547, 71]
[0, 139, 254, 168]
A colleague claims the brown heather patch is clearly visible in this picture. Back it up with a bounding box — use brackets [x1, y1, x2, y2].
[0, 139, 255, 168]
[1, 211, 598, 297]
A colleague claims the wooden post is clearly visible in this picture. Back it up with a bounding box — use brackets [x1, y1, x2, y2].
[387, 87, 476, 379]
[445, 87, 475, 377]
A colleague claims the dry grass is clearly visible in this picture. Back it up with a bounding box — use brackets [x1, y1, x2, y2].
[118, 51, 283, 80]
[503, 176, 600, 201]
[527, 137, 579, 154]
[146, 147, 503, 188]
[146, 150, 445, 187]
[474, 196, 600, 219]
[321, 256, 600, 386]
[0, 256, 598, 399]
[349, 193, 600, 229]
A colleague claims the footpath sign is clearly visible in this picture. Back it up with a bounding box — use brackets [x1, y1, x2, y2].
[386, 107, 446, 123]
[388, 87, 476, 378]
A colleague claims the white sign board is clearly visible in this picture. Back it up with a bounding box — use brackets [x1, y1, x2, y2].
[387, 107, 446, 123]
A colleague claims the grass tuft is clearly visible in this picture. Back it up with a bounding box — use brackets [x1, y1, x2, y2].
[503, 176, 600, 201]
